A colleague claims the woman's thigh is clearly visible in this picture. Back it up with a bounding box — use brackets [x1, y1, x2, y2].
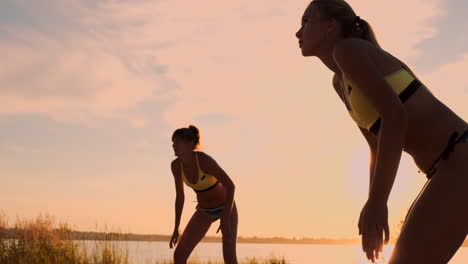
[389, 144, 468, 264]
[221, 203, 238, 263]
[175, 209, 214, 258]
[222, 202, 238, 241]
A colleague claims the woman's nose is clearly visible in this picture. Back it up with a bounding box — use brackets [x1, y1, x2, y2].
[295, 28, 302, 39]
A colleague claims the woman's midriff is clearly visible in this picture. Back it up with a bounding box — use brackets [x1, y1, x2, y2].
[196, 182, 226, 208]
[401, 85, 468, 174]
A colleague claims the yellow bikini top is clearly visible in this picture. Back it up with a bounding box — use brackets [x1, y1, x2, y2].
[181, 152, 218, 192]
[341, 68, 417, 131]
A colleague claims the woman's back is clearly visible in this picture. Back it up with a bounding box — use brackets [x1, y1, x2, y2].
[340, 40, 468, 173]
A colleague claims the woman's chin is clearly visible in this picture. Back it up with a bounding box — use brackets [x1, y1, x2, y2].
[301, 49, 314, 57]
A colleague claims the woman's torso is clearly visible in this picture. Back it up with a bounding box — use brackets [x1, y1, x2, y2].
[178, 152, 227, 208]
[400, 85, 467, 173]
[335, 41, 468, 174]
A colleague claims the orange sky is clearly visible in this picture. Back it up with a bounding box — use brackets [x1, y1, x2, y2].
[1, 0, 468, 239]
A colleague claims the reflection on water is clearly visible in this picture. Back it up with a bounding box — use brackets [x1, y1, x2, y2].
[79, 241, 467, 264]
[355, 245, 393, 264]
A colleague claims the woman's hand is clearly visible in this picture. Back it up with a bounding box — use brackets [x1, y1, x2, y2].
[169, 230, 179, 249]
[358, 199, 390, 263]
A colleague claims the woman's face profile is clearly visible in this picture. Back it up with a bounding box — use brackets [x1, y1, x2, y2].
[295, 6, 328, 57]
[172, 137, 193, 157]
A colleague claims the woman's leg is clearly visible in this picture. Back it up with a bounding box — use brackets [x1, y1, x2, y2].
[222, 202, 238, 264]
[174, 209, 213, 264]
[389, 144, 468, 264]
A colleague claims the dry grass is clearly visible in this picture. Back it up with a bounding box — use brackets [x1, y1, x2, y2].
[0, 213, 128, 264]
[0, 213, 287, 264]
[148, 256, 288, 264]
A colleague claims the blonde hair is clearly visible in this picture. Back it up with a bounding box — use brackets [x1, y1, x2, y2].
[308, 0, 380, 47]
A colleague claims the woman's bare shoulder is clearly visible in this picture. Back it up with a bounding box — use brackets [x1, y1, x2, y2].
[196, 151, 213, 165]
[171, 158, 181, 175]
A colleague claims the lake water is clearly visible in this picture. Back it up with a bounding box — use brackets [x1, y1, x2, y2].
[81, 240, 468, 264]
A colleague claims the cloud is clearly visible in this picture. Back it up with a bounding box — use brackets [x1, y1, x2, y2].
[0, 0, 175, 125]
[412, 0, 468, 72]
[0, 0, 442, 127]
[419, 53, 468, 118]
[351, 0, 444, 60]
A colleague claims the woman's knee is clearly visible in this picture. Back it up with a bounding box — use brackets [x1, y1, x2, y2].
[173, 245, 189, 263]
[222, 233, 237, 245]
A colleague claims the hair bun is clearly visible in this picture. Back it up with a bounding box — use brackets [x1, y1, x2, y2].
[354, 16, 361, 25]
[188, 125, 199, 137]
[172, 125, 201, 150]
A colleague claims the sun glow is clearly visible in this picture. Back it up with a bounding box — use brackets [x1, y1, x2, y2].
[356, 245, 395, 264]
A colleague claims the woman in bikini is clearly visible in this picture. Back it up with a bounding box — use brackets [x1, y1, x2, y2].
[295, 0, 468, 263]
[169, 125, 238, 264]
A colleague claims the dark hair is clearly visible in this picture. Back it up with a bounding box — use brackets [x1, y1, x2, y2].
[308, 0, 380, 47]
[172, 125, 200, 149]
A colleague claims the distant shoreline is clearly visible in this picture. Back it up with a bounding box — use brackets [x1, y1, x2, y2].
[4, 228, 467, 247]
[68, 231, 360, 244]
[70, 231, 468, 247]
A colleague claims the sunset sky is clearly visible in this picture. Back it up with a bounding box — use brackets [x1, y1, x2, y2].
[1, 0, 468, 239]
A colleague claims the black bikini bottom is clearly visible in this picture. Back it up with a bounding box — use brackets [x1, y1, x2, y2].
[369, 79, 422, 135]
[426, 129, 468, 179]
[197, 204, 224, 220]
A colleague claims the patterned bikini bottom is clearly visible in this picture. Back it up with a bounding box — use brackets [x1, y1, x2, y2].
[426, 129, 468, 179]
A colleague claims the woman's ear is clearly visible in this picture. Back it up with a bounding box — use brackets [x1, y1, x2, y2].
[326, 18, 339, 35]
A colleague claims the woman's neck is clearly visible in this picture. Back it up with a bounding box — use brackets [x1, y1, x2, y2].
[179, 151, 195, 164]
[317, 50, 342, 75]
[316, 37, 344, 75]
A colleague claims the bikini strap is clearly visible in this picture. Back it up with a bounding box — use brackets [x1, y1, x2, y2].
[383, 50, 420, 81]
[180, 160, 185, 178]
[195, 152, 201, 171]
[427, 130, 468, 178]
[441, 132, 460, 160]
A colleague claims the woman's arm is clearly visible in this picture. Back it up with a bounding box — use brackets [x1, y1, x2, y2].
[171, 160, 185, 233]
[333, 39, 408, 261]
[358, 126, 378, 236]
[333, 39, 408, 205]
[199, 153, 235, 218]
[359, 127, 378, 197]
[332, 75, 378, 196]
